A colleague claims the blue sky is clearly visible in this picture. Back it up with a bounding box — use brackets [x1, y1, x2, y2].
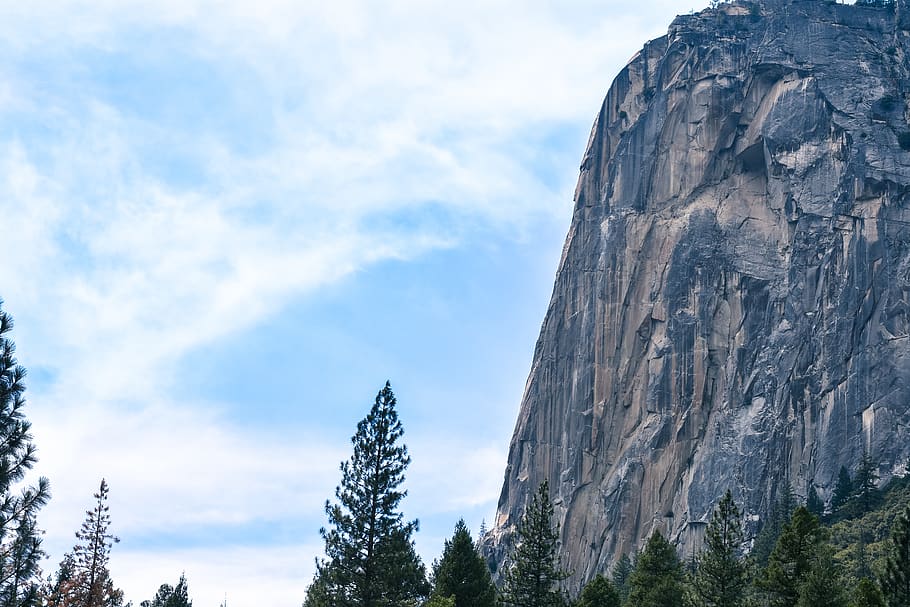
[0, 1, 689, 604]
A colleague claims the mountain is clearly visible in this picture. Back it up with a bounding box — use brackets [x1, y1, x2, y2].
[487, 0, 910, 591]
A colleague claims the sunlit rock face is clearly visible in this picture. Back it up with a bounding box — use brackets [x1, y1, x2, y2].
[487, 0, 910, 591]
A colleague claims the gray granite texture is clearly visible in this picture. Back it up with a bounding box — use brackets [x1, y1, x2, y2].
[486, 0, 910, 592]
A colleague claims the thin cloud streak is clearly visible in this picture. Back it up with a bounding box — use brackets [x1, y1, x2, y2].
[0, 1, 688, 605]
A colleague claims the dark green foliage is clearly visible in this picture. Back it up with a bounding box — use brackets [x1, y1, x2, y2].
[850, 578, 885, 607]
[303, 572, 332, 607]
[140, 574, 192, 607]
[431, 520, 495, 607]
[611, 554, 632, 604]
[500, 481, 569, 607]
[753, 484, 798, 569]
[851, 453, 881, 517]
[575, 575, 619, 607]
[833, 467, 854, 515]
[828, 475, 910, 588]
[626, 531, 685, 607]
[757, 506, 827, 607]
[307, 382, 428, 607]
[881, 504, 910, 607]
[0, 303, 49, 607]
[805, 483, 824, 519]
[795, 548, 846, 607]
[691, 490, 748, 607]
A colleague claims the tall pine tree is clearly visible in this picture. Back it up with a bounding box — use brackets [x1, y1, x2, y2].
[805, 483, 824, 519]
[626, 531, 685, 607]
[850, 452, 880, 517]
[499, 481, 569, 607]
[306, 382, 428, 607]
[691, 490, 748, 607]
[756, 506, 826, 607]
[611, 554, 632, 605]
[0, 302, 50, 607]
[47, 479, 126, 607]
[831, 466, 854, 515]
[430, 520, 495, 607]
[881, 504, 910, 607]
[753, 483, 798, 568]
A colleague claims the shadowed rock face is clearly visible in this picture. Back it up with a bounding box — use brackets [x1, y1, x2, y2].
[488, 0, 910, 591]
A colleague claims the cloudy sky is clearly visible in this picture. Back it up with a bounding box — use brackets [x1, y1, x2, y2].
[0, 1, 691, 605]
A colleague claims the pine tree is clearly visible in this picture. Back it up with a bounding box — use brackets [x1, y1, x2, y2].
[753, 483, 798, 568]
[832, 466, 854, 515]
[850, 578, 885, 607]
[850, 452, 880, 517]
[795, 547, 846, 607]
[756, 506, 826, 607]
[611, 554, 632, 605]
[306, 382, 428, 607]
[54, 479, 125, 607]
[881, 504, 910, 607]
[0, 303, 50, 607]
[626, 531, 685, 607]
[431, 520, 495, 607]
[499, 481, 569, 607]
[575, 574, 620, 607]
[805, 483, 824, 519]
[140, 574, 192, 607]
[691, 490, 747, 607]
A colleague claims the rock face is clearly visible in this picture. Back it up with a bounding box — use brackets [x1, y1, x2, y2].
[488, 0, 910, 592]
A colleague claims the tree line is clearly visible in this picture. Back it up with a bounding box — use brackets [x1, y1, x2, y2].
[305, 380, 910, 607]
[0, 301, 191, 607]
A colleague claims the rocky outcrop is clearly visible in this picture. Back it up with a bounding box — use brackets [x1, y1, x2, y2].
[488, 0, 910, 591]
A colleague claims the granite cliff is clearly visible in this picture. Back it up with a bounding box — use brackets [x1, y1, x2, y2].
[488, 0, 910, 590]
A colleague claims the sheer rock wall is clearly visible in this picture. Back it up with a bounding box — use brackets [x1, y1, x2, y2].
[488, 0, 910, 591]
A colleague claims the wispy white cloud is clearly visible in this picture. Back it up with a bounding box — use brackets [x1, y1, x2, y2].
[0, 1, 688, 605]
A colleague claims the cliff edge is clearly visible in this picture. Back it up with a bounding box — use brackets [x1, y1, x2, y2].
[489, 0, 910, 590]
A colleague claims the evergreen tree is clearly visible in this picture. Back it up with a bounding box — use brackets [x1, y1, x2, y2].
[881, 504, 910, 607]
[805, 483, 824, 519]
[0, 303, 50, 607]
[48, 479, 126, 607]
[303, 572, 331, 607]
[499, 481, 569, 607]
[575, 574, 620, 607]
[42, 555, 75, 607]
[756, 506, 826, 607]
[611, 553, 632, 605]
[753, 483, 798, 568]
[850, 452, 880, 517]
[832, 467, 854, 514]
[691, 490, 748, 607]
[431, 520, 495, 607]
[850, 578, 885, 607]
[140, 574, 192, 607]
[306, 382, 428, 607]
[795, 547, 846, 607]
[626, 531, 685, 607]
